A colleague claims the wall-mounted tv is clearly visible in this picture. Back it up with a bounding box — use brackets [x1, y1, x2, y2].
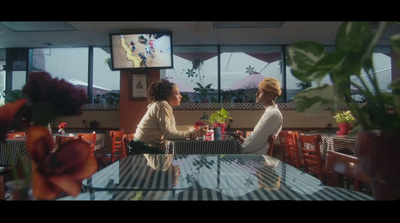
[109, 31, 173, 70]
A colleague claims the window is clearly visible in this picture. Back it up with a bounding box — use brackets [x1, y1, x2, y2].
[34, 47, 89, 95]
[220, 45, 282, 103]
[93, 47, 120, 105]
[31, 47, 120, 109]
[2, 44, 393, 110]
[164, 45, 218, 103]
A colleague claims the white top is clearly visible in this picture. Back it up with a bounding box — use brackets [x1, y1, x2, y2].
[135, 100, 191, 148]
[241, 103, 283, 154]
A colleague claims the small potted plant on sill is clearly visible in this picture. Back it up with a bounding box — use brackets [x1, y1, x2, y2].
[193, 82, 215, 103]
[333, 110, 355, 135]
[287, 21, 400, 200]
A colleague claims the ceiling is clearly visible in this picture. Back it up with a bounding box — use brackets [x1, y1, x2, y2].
[0, 21, 399, 49]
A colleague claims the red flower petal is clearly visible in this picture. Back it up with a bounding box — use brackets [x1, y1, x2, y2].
[26, 126, 54, 163]
[31, 162, 62, 200]
[27, 126, 98, 200]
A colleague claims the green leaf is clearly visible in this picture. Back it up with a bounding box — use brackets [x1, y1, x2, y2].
[390, 33, 400, 55]
[390, 78, 400, 115]
[293, 85, 336, 115]
[287, 41, 328, 82]
[336, 22, 372, 53]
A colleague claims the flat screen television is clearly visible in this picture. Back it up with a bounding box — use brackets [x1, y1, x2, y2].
[109, 31, 173, 70]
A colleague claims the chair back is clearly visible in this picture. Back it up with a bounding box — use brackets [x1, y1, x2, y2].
[299, 134, 324, 181]
[109, 130, 126, 163]
[278, 131, 288, 162]
[77, 132, 97, 156]
[285, 131, 302, 169]
[266, 135, 276, 156]
[123, 133, 135, 155]
[245, 131, 253, 138]
[325, 150, 370, 191]
[6, 131, 26, 140]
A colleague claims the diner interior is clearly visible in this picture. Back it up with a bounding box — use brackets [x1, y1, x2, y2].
[0, 21, 399, 201]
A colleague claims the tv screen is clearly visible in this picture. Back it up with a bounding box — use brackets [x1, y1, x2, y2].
[109, 31, 173, 70]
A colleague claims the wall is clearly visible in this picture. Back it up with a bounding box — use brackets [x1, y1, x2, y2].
[53, 110, 120, 130]
[119, 69, 160, 134]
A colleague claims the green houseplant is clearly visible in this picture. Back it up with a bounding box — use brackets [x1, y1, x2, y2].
[287, 21, 400, 200]
[193, 82, 215, 103]
[333, 110, 355, 135]
[208, 108, 232, 134]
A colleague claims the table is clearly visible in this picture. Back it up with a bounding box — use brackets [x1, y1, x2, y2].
[72, 154, 372, 201]
[319, 132, 358, 159]
[53, 133, 106, 151]
[166, 139, 243, 154]
[0, 133, 107, 166]
[0, 139, 27, 166]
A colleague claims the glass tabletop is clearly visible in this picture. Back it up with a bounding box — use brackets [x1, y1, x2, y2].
[83, 154, 322, 191]
[78, 154, 372, 200]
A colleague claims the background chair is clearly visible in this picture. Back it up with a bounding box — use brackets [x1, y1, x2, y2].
[278, 131, 288, 163]
[266, 135, 276, 157]
[6, 131, 26, 140]
[123, 133, 135, 155]
[299, 133, 333, 183]
[325, 150, 370, 193]
[285, 131, 303, 169]
[103, 130, 126, 164]
[77, 132, 97, 157]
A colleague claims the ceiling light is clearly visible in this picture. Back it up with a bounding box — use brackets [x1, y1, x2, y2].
[1, 21, 76, 32]
[213, 22, 284, 29]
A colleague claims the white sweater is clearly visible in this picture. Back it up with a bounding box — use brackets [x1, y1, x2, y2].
[135, 100, 191, 148]
[241, 103, 283, 154]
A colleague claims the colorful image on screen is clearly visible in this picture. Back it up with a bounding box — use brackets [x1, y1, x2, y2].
[110, 32, 173, 70]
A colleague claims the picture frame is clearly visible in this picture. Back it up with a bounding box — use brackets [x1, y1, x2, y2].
[129, 73, 148, 100]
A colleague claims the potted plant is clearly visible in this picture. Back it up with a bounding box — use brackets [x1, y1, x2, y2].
[193, 82, 215, 103]
[191, 58, 203, 70]
[287, 21, 400, 200]
[208, 108, 232, 134]
[181, 93, 190, 103]
[333, 110, 355, 135]
[221, 89, 236, 103]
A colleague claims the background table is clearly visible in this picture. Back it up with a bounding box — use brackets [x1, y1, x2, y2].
[0, 139, 27, 166]
[76, 154, 372, 201]
[52, 133, 106, 151]
[0, 133, 107, 166]
[166, 139, 243, 154]
[320, 133, 358, 159]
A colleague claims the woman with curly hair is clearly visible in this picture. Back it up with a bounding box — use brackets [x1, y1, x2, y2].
[131, 79, 208, 154]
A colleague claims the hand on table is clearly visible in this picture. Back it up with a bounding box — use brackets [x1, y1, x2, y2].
[199, 125, 209, 136]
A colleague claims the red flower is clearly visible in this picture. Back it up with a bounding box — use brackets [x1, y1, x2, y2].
[194, 121, 205, 130]
[195, 121, 204, 126]
[26, 126, 98, 200]
[58, 122, 67, 129]
[0, 99, 28, 141]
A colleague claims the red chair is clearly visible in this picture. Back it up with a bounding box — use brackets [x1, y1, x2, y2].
[105, 130, 126, 163]
[266, 135, 276, 157]
[299, 134, 332, 183]
[278, 131, 288, 162]
[285, 131, 304, 169]
[6, 131, 26, 140]
[77, 132, 97, 157]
